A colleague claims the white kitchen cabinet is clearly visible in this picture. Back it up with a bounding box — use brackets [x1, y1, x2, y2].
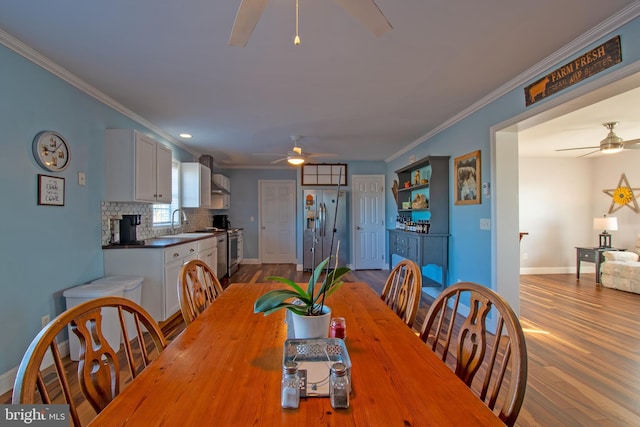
[181, 162, 211, 208]
[105, 129, 172, 203]
[211, 174, 230, 209]
[103, 241, 198, 322]
[197, 236, 218, 277]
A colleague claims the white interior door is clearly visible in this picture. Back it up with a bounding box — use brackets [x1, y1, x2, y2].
[352, 175, 386, 270]
[259, 180, 296, 263]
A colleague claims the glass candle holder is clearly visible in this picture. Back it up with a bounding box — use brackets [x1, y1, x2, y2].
[329, 317, 346, 340]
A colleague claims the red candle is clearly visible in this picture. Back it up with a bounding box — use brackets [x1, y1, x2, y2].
[330, 317, 346, 339]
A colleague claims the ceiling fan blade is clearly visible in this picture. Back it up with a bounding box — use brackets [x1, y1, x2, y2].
[332, 0, 392, 37]
[270, 157, 287, 164]
[577, 149, 601, 158]
[623, 138, 640, 148]
[554, 146, 599, 152]
[229, 0, 269, 47]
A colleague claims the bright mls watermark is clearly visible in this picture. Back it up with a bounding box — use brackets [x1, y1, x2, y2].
[0, 405, 68, 426]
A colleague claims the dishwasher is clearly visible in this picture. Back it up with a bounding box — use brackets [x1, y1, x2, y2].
[216, 233, 228, 280]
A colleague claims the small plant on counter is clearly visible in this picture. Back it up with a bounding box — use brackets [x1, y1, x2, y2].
[254, 254, 350, 317]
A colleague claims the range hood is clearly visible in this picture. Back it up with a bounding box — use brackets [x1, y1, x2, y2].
[199, 155, 229, 195]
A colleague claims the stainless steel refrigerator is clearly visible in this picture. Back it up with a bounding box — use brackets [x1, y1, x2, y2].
[303, 189, 348, 271]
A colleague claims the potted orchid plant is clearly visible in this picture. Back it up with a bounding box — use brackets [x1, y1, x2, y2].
[254, 250, 350, 338]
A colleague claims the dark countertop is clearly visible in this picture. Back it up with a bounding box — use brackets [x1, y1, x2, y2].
[102, 231, 224, 250]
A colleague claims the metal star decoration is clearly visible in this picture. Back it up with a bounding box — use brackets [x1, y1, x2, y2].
[603, 173, 640, 214]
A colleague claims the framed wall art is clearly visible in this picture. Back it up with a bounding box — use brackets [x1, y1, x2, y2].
[37, 174, 65, 206]
[454, 150, 481, 205]
[301, 163, 347, 186]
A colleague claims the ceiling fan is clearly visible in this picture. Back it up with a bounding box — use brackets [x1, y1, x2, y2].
[254, 136, 337, 165]
[229, 0, 392, 47]
[555, 122, 640, 156]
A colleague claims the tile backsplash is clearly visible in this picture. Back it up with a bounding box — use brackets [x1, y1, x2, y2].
[100, 201, 215, 245]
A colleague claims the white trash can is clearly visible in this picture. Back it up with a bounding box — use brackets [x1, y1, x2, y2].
[63, 282, 125, 361]
[90, 276, 144, 340]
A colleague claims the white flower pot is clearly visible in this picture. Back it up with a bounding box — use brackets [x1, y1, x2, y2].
[288, 306, 332, 339]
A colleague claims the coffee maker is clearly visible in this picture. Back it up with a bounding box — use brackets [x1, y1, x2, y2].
[213, 214, 230, 229]
[119, 214, 143, 245]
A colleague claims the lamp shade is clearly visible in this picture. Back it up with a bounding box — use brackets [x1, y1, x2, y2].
[593, 216, 618, 231]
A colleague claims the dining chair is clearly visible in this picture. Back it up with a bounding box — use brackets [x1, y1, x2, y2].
[12, 296, 167, 427]
[380, 259, 422, 328]
[419, 282, 528, 426]
[178, 259, 224, 325]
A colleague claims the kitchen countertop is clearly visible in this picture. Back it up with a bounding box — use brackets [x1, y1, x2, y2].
[102, 231, 224, 250]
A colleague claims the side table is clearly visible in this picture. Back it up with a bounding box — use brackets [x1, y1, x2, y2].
[576, 247, 626, 283]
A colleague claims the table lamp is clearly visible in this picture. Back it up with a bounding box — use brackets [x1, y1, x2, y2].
[593, 216, 618, 248]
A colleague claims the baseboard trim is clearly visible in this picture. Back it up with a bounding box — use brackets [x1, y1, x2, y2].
[240, 258, 260, 265]
[0, 366, 17, 397]
[520, 266, 589, 275]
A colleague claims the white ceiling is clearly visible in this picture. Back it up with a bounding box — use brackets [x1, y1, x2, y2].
[519, 82, 640, 157]
[0, 1, 638, 166]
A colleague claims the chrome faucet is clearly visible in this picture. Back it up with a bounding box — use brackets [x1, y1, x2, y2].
[171, 209, 188, 234]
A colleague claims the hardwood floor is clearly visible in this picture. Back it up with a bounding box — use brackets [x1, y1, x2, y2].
[4, 266, 639, 426]
[515, 273, 640, 426]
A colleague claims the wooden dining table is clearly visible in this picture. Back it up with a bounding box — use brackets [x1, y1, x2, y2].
[90, 282, 503, 426]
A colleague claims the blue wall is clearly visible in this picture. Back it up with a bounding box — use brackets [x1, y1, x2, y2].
[0, 44, 193, 375]
[220, 168, 297, 259]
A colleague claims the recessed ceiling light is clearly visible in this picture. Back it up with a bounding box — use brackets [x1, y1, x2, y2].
[179, 133, 192, 139]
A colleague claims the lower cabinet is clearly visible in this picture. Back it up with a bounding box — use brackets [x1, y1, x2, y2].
[388, 230, 449, 286]
[197, 237, 218, 277]
[237, 230, 244, 265]
[104, 242, 198, 322]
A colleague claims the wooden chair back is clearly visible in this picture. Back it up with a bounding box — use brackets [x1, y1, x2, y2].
[178, 259, 224, 325]
[12, 296, 167, 427]
[419, 282, 528, 426]
[380, 259, 422, 328]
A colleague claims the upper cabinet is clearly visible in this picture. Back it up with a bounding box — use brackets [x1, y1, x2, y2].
[395, 156, 449, 234]
[181, 162, 211, 208]
[211, 174, 230, 209]
[105, 129, 172, 203]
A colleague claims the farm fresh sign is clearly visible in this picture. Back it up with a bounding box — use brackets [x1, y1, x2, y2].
[524, 36, 621, 106]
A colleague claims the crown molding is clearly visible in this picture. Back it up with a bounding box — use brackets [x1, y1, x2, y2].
[0, 27, 198, 156]
[386, 2, 640, 163]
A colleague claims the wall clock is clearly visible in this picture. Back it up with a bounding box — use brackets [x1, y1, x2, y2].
[32, 131, 70, 172]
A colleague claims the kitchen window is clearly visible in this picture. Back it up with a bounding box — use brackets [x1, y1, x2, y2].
[153, 159, 181, 226]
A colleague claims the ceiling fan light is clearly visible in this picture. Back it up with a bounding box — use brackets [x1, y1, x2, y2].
[287, 156, 305, 165]
[601, 145, 623, 154]
[601, 134, 623, 153]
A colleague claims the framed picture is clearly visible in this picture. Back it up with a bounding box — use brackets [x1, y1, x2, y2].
[454, 150, 481, 205]
[37, 174, 65, 206]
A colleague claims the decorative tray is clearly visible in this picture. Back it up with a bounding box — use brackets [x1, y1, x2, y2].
[283, 338, 352, 397]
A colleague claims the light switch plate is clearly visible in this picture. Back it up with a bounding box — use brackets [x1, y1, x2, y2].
[480, 218, 490, 230]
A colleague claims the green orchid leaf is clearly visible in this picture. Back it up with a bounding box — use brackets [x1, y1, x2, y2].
[254, 289, 309, 314]
[324, 280, 345, 298]
[255, 256, 351, 317]
[263, 303, 308, 316]
[265, 276, 307, 296]
[315, 266, 351, 301]
[308, 257, 331, 299]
